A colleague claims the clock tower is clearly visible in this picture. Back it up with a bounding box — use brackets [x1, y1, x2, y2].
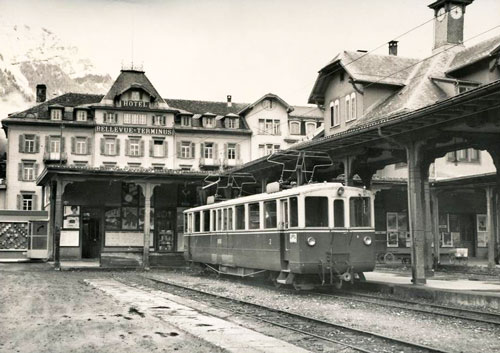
[428, 0, 474, 51]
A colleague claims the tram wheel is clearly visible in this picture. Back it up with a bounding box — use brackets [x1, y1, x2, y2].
[384, 252, 395, 263]
[333, 280, 343, 290]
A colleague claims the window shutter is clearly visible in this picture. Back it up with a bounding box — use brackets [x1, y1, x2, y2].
[19, 134, 24, 153]
[224, 143, 228, 158]
[61, 137, 66, 152]
[149, 140, 153, 157]
[191, 142, 195, 158]
[116, 139, 120, 156]
[236, 144, 241, 160]
[200, 143, 205, 158]
[17, 195, 22, 210]
[224, 119, 228, 128]
[35, 135, 40, 153]
[103, 112, 107, 123]
[235, 118, 240, 129]
[32, 194, 38, 210]
[45, 136, 50, 153]
[125, 139, 130, 156]
[140, 140, 145, 157]
[214, 143, 218, 160]
[34, 163, 39, 178]
[86, 137, 92, 155]
[164, 141, 168, 157]
[18, 163, 23, 181]
[71, 137, 76, 154]
[176, 142, 181, 158]
[100, 138, 105, 155]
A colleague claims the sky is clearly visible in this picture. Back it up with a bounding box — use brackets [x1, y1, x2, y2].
[1, 0, 500, 105]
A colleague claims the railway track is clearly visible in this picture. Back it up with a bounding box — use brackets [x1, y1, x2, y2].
[315, 290, 500, 327]
[146, 277, 453, 353]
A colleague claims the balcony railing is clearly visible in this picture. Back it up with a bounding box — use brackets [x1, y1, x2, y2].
[199, 158, 221, 167]
[43, 152, 68, 163]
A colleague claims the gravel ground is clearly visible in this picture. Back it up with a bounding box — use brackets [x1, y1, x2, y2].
[137, 269, 500, 353]
[0, 263, 224, 353]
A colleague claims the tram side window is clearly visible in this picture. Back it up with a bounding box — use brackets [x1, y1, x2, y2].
[350, 197, 371, 227]
[305, 197, 328, 227]
[217, 209, 222, 231]
[203, 210, 210, 232]
[290, 197, 298, 227]
[211, 210, 216, 231]
[264, 200, 277, 228]
[333, 200, 345, 227]
[227, 208, 233, 230]
[223, 208, 228, 230]
[235, 205, 245, 230]
[194, 212, 201, 232]
[249, 203, 260, 229]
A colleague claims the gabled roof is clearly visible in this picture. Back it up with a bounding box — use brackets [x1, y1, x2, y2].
[289, 105, 323, 119]
[102, 69, 165, 103]
[165, 98, 246, 115]
[309, 51, 419, 104]
[7, 93, 103, 119]
[447, 34, 500, 74]
[238, 93, 294, 115]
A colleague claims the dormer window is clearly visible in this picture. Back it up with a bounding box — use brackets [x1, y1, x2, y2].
[204, 116, 215, 128]
[51, 109, 62, 120]
[131, 90, 141, 101]
[225, 117, 238, 129]
[306, 122, 317, 135]
[153, 115, 166, 126]
[104, 112, 117, 124]
[76, 110, 87, 122]
[181, 116, 191, 127]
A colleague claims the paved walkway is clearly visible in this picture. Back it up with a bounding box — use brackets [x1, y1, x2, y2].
[366, 271, 500, 292]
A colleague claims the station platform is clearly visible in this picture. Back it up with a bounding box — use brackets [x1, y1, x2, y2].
[360, 270, 500, 310]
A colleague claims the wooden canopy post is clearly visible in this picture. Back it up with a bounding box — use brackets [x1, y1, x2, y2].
[142, 182, 154, 270]
[486, 186, 495, 268]
[431, 190, 440, 268]
[406, 140, 428, 285]
[423, 168, 434, 276]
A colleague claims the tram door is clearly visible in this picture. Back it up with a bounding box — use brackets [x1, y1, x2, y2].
[279, 199, 290, 270]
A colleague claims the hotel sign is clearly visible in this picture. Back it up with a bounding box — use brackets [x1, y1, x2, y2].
[120, 100, 158, 108]
[96, 125, 173, 135]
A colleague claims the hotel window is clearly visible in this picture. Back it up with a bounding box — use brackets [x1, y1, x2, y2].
[181, 116, 191, 127]
[290, 121, 300, 135]
[22, 134, 37, 153]
[74, 161, 88, 167]
[74, 137, 88, 155]
[227, 143, 236, 160]
[153, 115, 166, 126]
[124, 113, 147, 125]
[305, 122, 316, 135]
[204, 142, 214, 159]
[447, 148, 481, 163]
[104, 112, 117, 124]
[152, 139, 166, 157]
[51, 109, 62, 120]
[130, 91, 140, 101]
[226, 118, 238, 129]
[50, 137, 61, 153]
[179, 141, 194, 159]
[20, 162, 36, 181]
[330, 101, 334, 127]
[350, 93, 357, 120]
[204, 116, 215, 128]
[22, 194, 34, 211]
[76, 110, 87, 121]
[103, 138, 117, 156]
[128, 139, 141, 156]
[345, 95, 351, 121]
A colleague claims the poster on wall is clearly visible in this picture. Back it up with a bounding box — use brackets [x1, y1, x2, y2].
[387, 231, 399, 247]
[63, 216, 79, 229]
[104, 208, 121, 230]
[477, 214, 488, 247]
[122, 183, 139, 205]
[64, 206, 80, 216]
[441, 232, 453, 247]
[122, 207, 139, 230]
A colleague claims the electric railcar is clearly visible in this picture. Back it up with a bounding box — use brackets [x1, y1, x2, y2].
[184, 182, 375, 289]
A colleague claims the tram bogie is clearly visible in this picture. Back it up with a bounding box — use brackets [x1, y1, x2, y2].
[184, 182, 376, 289]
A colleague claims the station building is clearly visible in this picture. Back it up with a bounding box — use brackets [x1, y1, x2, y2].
[307, 0, 500, 264]
[0, 69, 321, 266]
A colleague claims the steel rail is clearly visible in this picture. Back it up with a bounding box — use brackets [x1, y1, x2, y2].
[146, 277, 453, 353]
[320, 290, 500, 326]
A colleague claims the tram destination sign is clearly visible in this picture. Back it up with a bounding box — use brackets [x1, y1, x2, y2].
[96, 125, 173, 135]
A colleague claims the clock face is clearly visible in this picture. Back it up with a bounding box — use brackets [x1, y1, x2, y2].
[450, 6, 463, 19]
[436, 7, 446, 21]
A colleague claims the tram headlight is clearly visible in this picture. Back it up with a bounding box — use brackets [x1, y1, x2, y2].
[307, 236, 316, 247]
[337, 187, 345, 196]
[363, 235, 372, 246]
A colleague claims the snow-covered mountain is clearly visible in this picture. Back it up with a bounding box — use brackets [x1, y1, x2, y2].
[0, 24, 113, 151]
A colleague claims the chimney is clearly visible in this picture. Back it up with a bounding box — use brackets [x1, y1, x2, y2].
[36, 84, 46, 103]
[388, 40, 398, 56]
[227, 95, 232, 108]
